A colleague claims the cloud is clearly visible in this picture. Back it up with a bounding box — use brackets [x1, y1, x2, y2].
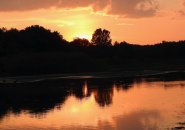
[0, 0, 58, 11]
[178, 10, 185, 16]
[108, 0, 159, 18]
[176, 0, 185, 16]
[0, 0, 105, 11]
[0, 0, 159, 18]
[183, 0, 185, 6]
[116, 23, 134, 26]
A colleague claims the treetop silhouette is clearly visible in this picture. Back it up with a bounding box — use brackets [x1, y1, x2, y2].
[91, 28, 112, 46]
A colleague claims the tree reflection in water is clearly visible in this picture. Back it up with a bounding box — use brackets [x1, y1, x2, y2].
[0, 77, 183, 121]
[0, 78, 136, 120]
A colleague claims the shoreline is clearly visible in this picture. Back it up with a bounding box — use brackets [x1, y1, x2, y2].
[0, 70, 185, 84]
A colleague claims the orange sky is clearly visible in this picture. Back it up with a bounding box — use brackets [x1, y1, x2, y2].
[0, 0, 185, 44]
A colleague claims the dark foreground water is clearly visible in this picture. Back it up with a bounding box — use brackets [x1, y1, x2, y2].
[0, 78, 185, 130]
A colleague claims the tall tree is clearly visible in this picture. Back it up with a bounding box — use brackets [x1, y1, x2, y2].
[91, 28, 112, 46]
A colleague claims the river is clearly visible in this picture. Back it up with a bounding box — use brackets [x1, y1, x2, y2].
[0, 77, 185, 130]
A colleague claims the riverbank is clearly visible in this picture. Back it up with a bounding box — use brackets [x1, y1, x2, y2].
[0, 70, 185, 84]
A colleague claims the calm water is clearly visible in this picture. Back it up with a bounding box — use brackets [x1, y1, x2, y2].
[0, 78, 185, 130]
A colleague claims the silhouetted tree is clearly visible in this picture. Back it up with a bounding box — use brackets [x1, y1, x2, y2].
[91, 28, 112, 46]
[0, 27, 7, 33]
[71, 38, 91, 47]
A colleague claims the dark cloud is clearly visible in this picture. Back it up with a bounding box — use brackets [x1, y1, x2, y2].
[0, 0, 159, 18]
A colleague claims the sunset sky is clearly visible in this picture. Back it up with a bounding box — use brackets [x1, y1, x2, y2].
[0, 0, 185, 44]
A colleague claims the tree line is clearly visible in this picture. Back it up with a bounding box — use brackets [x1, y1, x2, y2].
[0, 25, 185, 58]
[0, 26, 113, 55]
[0, 25, 185, 76]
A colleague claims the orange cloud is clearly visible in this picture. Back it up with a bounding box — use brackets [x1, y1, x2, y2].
[0, 0, 159, 18]
[0, 0, 106, 11]
[0, 0, 59, 11]
[108, 0, 159, 18]
[176, 0, 185, 17]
